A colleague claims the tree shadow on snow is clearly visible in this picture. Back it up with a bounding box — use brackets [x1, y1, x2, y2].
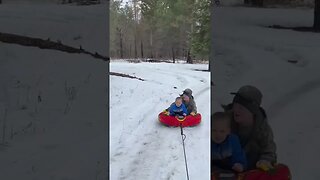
[193, 69, 210, 72]
[267, 25, 320, 33]
[110, 72, 145, 81]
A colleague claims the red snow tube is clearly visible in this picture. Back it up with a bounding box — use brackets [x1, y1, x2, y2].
[158, 110, 201, 127]
[211, 163, 291, 180]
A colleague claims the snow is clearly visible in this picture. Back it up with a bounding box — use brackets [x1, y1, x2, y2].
[110, 62, 210, 180]
[0, 3, 108, 180]
[212, 6, 320, 179]
[0, 1, 108, 54]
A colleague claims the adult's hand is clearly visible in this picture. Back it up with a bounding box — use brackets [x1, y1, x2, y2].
[256, 160, 273, 171]
[190, 112, 196, 116]
[232, 163, 244, 172]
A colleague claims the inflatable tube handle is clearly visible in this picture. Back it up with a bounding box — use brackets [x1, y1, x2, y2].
[176, 116, 186, 122]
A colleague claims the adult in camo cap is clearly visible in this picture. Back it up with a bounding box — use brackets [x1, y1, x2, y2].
[221, 85, 277, 170]
[180, 88, 197, 115]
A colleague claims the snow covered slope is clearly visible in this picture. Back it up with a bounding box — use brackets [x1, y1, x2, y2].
[0, 4, 108, 180]
[0, 2, 108, 54]
[110, 62, 210, 180]
[212, 6, 320, 180]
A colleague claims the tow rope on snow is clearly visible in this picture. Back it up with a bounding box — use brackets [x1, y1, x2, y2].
[177, 116, 190, 180]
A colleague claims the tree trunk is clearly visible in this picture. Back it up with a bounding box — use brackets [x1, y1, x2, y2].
[134, 37, 137, 59]
[187, 49, 193, 64]
[182, 48, 185, 59]
[315, 0, 320, 30]
[172, 47, 175, 63]
[133, 0, 138, 59]
[141, 41, 144, 58]
[150, 30, 154, 58]
[118, 28, 123, 59]
[176, 48, 179, 61]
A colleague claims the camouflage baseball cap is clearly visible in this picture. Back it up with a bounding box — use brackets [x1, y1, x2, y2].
[231, 85, 263, 114]
[183, 88, 192, 96]
[180, 88, 193, 99]
[231, 85, 262, 106]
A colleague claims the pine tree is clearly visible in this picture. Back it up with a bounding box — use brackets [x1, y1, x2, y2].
[110, 0, 210, 61]
[190, 0, 210, 62]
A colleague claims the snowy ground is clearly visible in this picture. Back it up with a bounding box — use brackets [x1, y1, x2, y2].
[212, 6, 320, 180]
[110, 62, 210, 180]
[0, 3, 108, 180]
[0, 1, 108, 53]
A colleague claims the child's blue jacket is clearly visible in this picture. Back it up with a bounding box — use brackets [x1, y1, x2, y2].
[212, 134, 247, 170]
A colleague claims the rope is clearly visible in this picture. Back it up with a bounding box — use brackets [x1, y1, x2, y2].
[180, 124, 190, 180]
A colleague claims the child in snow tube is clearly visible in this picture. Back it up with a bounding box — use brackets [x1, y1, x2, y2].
[212, 112, 247, 174]
[159, 88, 201, 127]
[168, 97, 188, 116]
